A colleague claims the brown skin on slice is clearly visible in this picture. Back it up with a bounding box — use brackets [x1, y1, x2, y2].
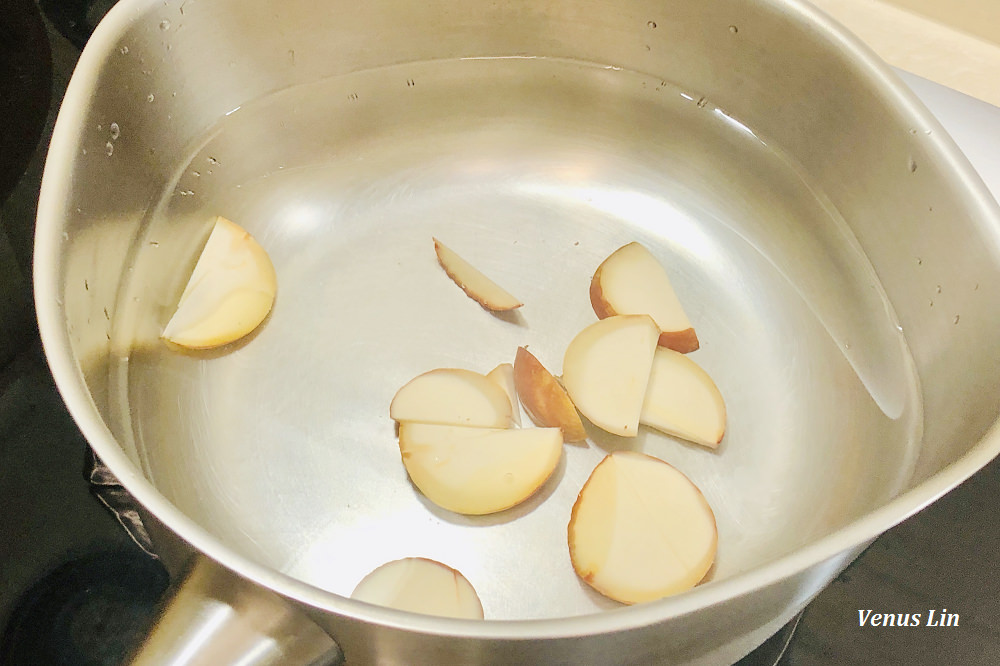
[433, 238, 523, 312]
[568, 451, 717, 604]
[589, 242, 699, 353]
[351, 557, 484, 619]
[513, 347, 587, 442]
[591, 279, 699, 352]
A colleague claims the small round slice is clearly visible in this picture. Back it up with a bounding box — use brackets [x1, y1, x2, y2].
[390, 368, 514, 428]
[640, 348, 727, 448]
[590, 242, 699, 353]
[399, 423, 562, 514]
[351, 557, 484, 619]
[562, 314, 661, 437]
[568, 451, 717, 604]
[486, 362, 521, 426]
[434, 238, 522, 311]
[162, 216, 277, 349]
[513, 346, 586, 442]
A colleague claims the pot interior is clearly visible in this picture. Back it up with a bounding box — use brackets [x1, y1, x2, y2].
[42, 0, 1000, 625]
[104, 55, 921, 620]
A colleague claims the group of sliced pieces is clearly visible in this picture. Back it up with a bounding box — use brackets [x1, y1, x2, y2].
[384, 240, 726, 610]
[158, 218, 726, 617]
[431, 238, 726, 448]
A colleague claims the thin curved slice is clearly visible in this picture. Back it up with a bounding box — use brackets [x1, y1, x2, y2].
[162, 216, 277, 349]
[640, 348, 726, 448]
[590, 242, 698, 353]
[390, 368, 513, 428]
[486, 362, 521, 426]
[513, 347, 586, 442]
[434, 238, 522, 311]
[568, 451, 717, 604]
[351, 557, 484, 619]
[399, 423, 562, 515]
[562, 315, 660, 437]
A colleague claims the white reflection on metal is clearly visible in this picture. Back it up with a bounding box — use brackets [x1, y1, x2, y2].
[518, 182, 718, 264]
[712, 107, 760, 140]
[283, 201, 326, 236]
[170, 605, 233, 663]
[231, 638, 279, 666]
[459, 55, 540, 61]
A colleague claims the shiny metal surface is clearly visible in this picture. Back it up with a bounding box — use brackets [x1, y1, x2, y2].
[130, 555, 340, 666]
[117, 54, 923, 619]
[34, 0, 1000, 663]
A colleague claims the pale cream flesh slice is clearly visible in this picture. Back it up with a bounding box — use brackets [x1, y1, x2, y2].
[398, 423, 562, 515]
[561, 314, 660, 437]
[568, 451, 717, 604]
[486, 362, 521, 426]
[433, 238, 523, 311]
[590, 242, 698, 353]
[162, 216, 277, 349]
[640, 348, 727, 448]
[390, 368, 514, 428]
[351, 557, 484, 619]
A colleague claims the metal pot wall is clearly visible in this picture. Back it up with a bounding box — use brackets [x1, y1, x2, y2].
[35, 0, 1000, 663]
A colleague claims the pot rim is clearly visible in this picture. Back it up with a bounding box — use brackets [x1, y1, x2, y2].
[34, 0, 1000, 641]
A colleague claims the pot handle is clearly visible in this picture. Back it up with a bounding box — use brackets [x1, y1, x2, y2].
[128, 554, 343, 666]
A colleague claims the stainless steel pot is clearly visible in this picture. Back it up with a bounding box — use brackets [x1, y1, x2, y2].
[35, 0, 1000, 663]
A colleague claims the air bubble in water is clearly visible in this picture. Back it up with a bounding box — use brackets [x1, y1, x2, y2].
[147, 94, 155, 102]
[110, 122, 120, 140]
[105, 142, 114, 156]
[159, 19, 171, 30]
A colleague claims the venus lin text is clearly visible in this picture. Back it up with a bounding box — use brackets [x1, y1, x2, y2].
[858, 609, 959, 627]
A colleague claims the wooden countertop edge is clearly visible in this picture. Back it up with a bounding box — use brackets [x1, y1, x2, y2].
[811, 0, 1000, 108]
